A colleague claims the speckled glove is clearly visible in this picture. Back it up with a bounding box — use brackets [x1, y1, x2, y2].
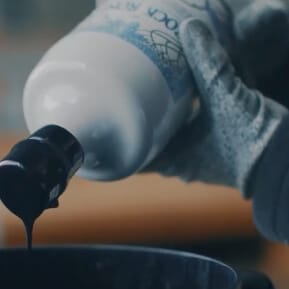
[144, 17, 289, 243]
[143, 0, 289, 191]
[145, 18, 288, 195]
[138, 0, 289, 243]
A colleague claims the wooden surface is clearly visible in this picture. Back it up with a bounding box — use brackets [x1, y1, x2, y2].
[0, 135, 256, 246]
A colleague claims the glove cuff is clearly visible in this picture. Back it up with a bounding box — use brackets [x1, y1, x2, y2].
[248, 113, 289, 242]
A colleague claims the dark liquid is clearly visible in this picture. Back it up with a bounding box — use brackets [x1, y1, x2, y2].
[23, 219, 34, 251]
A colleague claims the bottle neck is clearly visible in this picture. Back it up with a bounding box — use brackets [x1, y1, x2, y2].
[0, 125, 84, 222]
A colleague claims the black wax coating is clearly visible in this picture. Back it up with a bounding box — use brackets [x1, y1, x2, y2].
[24, 220, 34, 251]
[0, 125, 84, 224]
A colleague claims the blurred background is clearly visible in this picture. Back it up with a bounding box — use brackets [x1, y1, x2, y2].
[0, 0, 95, 133]
[0, 0, 288, 288]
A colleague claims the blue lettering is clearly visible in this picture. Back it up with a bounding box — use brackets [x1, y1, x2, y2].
[166, 19, 178, 30]
[148, 7, 179, 31]
[148, 8, 166, 22]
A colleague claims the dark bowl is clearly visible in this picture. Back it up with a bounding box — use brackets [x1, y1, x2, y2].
[0, 245, 273, 289]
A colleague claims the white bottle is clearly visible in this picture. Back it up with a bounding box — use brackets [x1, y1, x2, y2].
[23, 0, 236, 181]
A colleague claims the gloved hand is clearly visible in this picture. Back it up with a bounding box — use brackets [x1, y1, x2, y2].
[144, 18, 289, 243]
[145, 18, 288, 195]
[144, 0, 289, 188]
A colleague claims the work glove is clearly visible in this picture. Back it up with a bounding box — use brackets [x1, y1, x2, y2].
[144, 18, 289, 243]
[145, 17, 287, 195]
[143, 0, 289, 188]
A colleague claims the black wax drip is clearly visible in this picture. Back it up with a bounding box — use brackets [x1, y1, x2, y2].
[23, 219, 34, 251]
[0, 125, 84, 250]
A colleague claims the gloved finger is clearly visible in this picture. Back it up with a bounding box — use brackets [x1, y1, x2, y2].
[179, 18, 261, 119]
[234, 0, 289, 79]
[179, 18, 287, 124]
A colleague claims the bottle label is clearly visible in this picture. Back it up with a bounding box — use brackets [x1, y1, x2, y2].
[76, 0, 232, 101]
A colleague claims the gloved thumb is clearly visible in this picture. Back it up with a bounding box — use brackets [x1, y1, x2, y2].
[179, 18, 258, 118]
